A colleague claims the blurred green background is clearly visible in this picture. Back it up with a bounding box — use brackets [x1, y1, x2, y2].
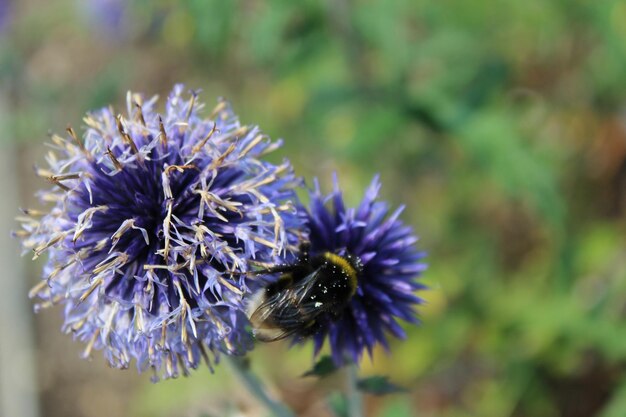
[2, 0, 626, 416]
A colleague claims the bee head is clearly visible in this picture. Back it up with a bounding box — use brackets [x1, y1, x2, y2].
[345, 253, 364, 275]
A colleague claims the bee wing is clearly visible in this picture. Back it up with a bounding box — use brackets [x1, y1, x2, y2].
[249, 269, 321, 323]
[252, 325, 299, 342]
[249, 289, 296, 325]
[249, 290, 301, 342]
[250, 268, 333, 342]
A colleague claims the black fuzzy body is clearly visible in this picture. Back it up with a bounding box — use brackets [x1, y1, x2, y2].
[249, 250, 362, 341]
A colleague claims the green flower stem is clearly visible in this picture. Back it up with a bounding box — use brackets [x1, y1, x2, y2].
[226, 357, 295, 417]
[347, 364, 364, 417]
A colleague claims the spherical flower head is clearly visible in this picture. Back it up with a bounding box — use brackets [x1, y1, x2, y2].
[16, 85, 303, 380]
[306, 174, 427, 365]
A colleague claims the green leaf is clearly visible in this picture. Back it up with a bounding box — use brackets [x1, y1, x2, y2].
[302, 355, 339, 378]
[357, 376, 407, 395]
[327, 392, 349, 417]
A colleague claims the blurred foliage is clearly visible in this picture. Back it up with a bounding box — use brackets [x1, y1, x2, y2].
[302, 355, 340, 378]
[357, 376, 407, 396]
[3, 0, 626, 416]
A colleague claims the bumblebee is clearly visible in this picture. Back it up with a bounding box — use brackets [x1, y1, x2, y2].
[247, 244, 363, 342]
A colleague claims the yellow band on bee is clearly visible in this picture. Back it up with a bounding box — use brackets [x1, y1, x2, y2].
[323, 252, 358, 296]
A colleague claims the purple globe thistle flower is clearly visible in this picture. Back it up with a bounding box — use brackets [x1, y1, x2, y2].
[16, 85, 303, 380]
[305, 175, 427, 365]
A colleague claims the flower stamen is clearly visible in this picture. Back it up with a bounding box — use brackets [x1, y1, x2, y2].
[191, 122, 218, 155]
[105, 147, 123, 171]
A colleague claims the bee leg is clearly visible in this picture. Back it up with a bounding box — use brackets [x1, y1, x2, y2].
[298, 242, 311, 261]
